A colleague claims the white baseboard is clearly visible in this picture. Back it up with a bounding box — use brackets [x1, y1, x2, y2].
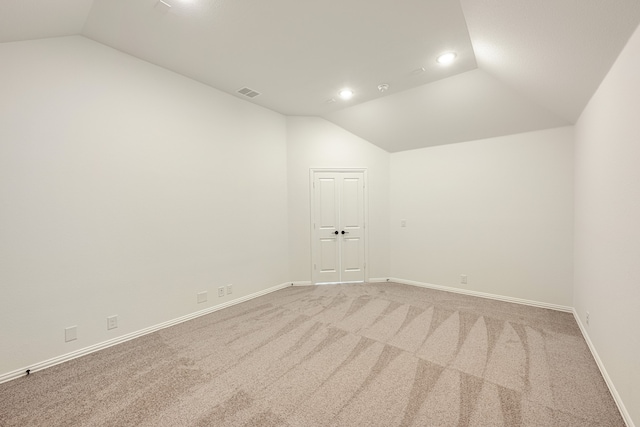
[572, 310, 634, 427]
[293, 280, 390, 286]
[368, 277, 390, 283]
[387, 277, 573, 312]
[290, 281, 312, 286]
[0, 281, 293, 385]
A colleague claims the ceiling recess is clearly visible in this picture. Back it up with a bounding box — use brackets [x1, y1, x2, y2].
[237, 87, 261, 98]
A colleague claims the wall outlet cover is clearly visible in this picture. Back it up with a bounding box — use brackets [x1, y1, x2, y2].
[197, 291, 208, 304]
[65, 326, 77, 342]
[107, 315, 118, 330]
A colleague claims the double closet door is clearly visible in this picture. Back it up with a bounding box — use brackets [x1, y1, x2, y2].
[311, 170, 367, 284]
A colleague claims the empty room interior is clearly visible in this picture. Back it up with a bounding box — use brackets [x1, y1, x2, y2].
[1, 0, 640, 426]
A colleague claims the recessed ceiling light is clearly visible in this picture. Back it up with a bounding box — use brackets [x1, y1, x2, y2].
[436, 52, 457, 65]
[338, 89, 354, 100]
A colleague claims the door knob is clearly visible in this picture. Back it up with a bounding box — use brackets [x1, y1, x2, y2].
[341, 230, 349, 234]
[334, 230, 339, 235]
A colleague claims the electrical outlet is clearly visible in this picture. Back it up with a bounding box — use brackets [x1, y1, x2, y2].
[586, 311, 590, 326]
[107, 315, 118, 330]
[65, 326, 77, 342]
[197, 291, 208, 304]
[226, 284, 233, 295]
[460, 274, 468, 285]
[218, 286, 225, 297]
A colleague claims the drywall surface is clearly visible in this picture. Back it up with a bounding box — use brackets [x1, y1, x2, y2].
[390, 127, 574, 306]
[286, 116, 390, 282]
[0, 36, 289, 376]
[574, 22, 640, 425]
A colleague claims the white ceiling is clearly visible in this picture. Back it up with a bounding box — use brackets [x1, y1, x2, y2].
[324, 68, 568, 153]
[2, 0, 640, 152]
[461, 0, 640, 124]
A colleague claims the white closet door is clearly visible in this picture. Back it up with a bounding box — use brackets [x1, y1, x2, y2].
[311, 170, 366, 284]
[339, 173, 365, 282]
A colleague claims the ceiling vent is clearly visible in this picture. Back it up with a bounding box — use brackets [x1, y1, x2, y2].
[237, 87, 261, 98]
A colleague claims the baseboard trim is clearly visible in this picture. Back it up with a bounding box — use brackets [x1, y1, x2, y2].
[388, 277, 573, 313]
[368, 277, 390, 283]
[572, 310, 634, 427]
[0, 281, 293, 385]
[290, 281, 312, 286]
[285, 280, 389, 286]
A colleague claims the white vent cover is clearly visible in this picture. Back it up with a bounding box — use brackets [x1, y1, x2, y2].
[237, 87, 261, 98]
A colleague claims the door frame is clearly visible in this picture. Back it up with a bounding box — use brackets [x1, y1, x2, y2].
[309, 168, 369, 284]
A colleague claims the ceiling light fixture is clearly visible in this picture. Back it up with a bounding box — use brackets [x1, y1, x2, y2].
[436, 52, 457, 65]
[338, 89, 354, 100]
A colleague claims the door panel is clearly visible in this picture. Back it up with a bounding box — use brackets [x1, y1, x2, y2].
[313, 174, 340, 283]
[319, 178, 337, 228]
[320, 238, 338, 273]
[342, 237, 362, 269]
[341, 178, 360, 227]
[339, 173, 364, 282]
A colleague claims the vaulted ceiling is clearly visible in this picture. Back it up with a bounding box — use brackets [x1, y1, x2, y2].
[2, 0, 640, 152]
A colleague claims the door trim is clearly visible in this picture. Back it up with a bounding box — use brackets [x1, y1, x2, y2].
[309, 168, 369, 284]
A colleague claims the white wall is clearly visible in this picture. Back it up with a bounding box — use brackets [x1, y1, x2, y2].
[574, 23, 640, 425]
[286, 116, 390, 282]
[0, 36, 289, 376]
[390, 127, 574, 306]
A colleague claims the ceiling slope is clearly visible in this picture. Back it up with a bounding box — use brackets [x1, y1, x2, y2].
[81, 0, 476, 117]
[324, 69, 569, 152]
[0, 0, 94, 43]
[460, 0, 640, 123]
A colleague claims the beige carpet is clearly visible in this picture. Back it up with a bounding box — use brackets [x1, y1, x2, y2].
[0, 282, 624, 426]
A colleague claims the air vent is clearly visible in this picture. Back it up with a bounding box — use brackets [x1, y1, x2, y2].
[237, 87, 261, 98]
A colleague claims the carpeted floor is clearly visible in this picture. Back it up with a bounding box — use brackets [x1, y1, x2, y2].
[0, 282, 624, 426]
